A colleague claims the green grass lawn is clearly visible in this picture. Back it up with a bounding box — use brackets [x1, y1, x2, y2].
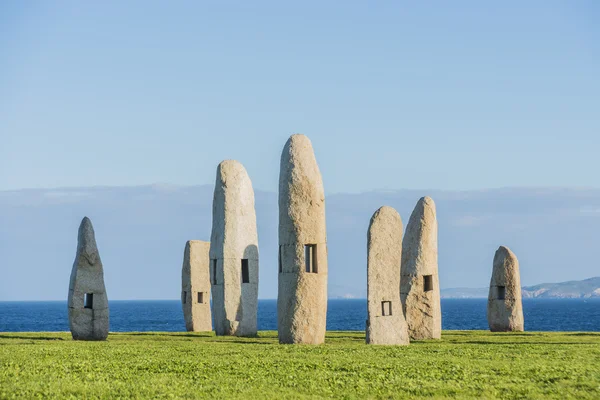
[0, 331, 599, 399]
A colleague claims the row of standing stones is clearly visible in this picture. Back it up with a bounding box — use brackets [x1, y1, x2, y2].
[67, 134, 524, 342]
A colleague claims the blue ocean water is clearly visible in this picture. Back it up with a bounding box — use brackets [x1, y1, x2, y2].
[0, 299, 599, 332]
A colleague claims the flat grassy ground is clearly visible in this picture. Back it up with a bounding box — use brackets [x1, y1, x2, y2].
[0, 331, 599, 399]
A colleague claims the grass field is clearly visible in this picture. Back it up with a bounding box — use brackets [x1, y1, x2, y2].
[0, 331, 599, 399]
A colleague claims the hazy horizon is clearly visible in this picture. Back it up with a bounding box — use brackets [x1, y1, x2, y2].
[2, 184, 600, 301]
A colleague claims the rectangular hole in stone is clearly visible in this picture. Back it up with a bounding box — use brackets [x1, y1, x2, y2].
[278, 246, 282, 273]
[305, 244, 318, 273]
[424, 275, 433, 292]
[198, 292, 203, 304]
[497, 286, 506, 300]
[241, 259, 250, 283]
[381, 301, 392, 316]
[212, 259, 217, 285]
[305, 245, 311, 272]
[84, 293, 93, 309]
[182, 291, 186, 304]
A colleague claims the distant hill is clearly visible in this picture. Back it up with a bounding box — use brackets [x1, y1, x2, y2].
[442, 277, 600, 299]
[522, 277, 600, 299]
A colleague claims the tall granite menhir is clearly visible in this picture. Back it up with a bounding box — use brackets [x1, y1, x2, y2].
[181, 240, 212, 332]
[400, 197, 442, 340]
[487, 246, 524, 332]
[278, 134, 328, 344]
[210, 160, 259, 336]
[68, 217, 109, 341]
[366, 206, 410, 345]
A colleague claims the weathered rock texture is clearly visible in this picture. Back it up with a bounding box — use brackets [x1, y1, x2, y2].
[487, 246, 524, 332]
[210, 160, 259, 336]
[278, 134, 328, 344]
[68, 217, 109, 341]
[366, 206, 410, 345]
[400, 197, 442, 340]
[181, 240, 212, 332]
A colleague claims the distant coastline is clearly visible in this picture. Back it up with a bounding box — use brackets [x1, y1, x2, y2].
[442, 277, 600, 299]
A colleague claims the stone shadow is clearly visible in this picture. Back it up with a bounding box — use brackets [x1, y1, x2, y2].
[0, 335, 65, 341]
[117, 332, 214, 338]
[203, 339, 273, 345]
[565, 332, 600, 337]
[461, 340, 598, 345]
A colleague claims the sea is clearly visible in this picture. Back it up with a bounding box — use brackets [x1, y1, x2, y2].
[1, 299, 599, 332]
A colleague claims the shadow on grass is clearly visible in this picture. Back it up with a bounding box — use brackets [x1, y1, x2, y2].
[114, 332, 276, 345]
[202, 339, 275, 345]
[444, 331, 546, 336]
[461, 340, 598, 345]
[115, 332, 214, 338]
[159, 334, 262, 341]
[0, 335, 64, 341]
[327, 336, 364, 341]
[565, 332, 600, 337]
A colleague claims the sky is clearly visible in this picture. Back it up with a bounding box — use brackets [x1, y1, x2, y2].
[1, 1, 599, 194]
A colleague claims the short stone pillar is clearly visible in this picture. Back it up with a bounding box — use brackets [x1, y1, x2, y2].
[181, 240, 212, 332]
[366, 206, 410, 345]
[487, 246, 524, 332]
[210, 160, 259, 336]
[68, 217, 109, 341]
[400, 196, 442, 340]
[278, 134, 328, 344]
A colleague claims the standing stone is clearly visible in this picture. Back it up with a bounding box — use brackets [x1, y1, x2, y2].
[181, 240, 212, 332]
[278, 134, 328, 344]
[68, 217, 109, 341]
[366, 206, 410, 345]
[400, 197, 442, 340]
[209, 160, 259, 336]
[487, 246, 524, 332]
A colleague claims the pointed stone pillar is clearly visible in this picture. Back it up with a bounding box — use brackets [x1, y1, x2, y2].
[181, 240, 212, 332]
[487, 246, 524, 332]
[400, 196, 442, 340]
[210, 160, 259, 336]
[278, 134, 328, 344]
[366, 206, 410, 345]
[68, 217, 109, 341]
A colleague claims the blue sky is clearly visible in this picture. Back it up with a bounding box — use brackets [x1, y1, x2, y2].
[1, 1, 598, 194]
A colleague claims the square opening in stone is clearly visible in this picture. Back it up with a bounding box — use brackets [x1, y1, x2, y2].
[241, 259, 250, 283]
[381, 301, 392, 316]
[84, 293, 93, 309]
[197, 292, 204, 304]
[182, 291, 186, 304]
[497, 286, 506, 300]
[212, 259, 217, 285]
[424, 275, 433, 292]
[304, 244, 318, 273]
